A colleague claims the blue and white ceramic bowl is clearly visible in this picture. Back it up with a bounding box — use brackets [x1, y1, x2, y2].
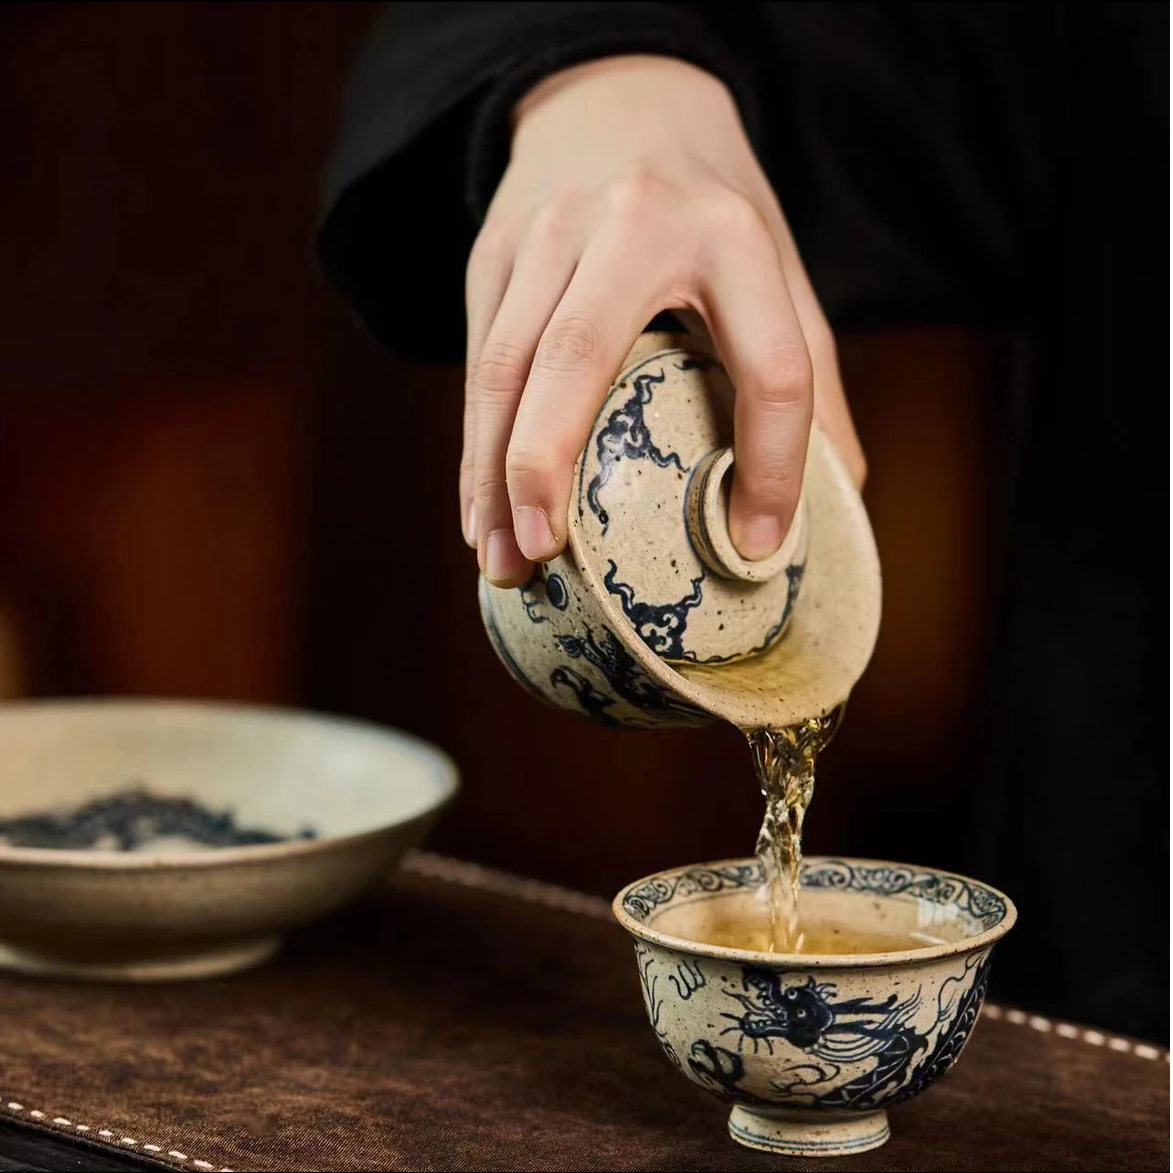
[478, 330, 882, 731]
[613, 857, 1016, 1157]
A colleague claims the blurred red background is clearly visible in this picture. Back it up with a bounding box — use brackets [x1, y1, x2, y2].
[0, 2, 1014, 894]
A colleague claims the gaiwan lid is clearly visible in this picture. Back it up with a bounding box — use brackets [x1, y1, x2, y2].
[567, 330, 881, 729]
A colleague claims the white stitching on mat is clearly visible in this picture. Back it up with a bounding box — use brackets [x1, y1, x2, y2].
[405, 852, 1172, 1065]
[980, 1002, 1167, 1060]
[0, 1099, 233, 1170]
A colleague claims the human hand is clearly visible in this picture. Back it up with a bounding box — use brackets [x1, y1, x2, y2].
[463, 55, 865, 587]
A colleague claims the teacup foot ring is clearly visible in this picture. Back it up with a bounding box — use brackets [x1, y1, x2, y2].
[727, 1106, 890, 1157]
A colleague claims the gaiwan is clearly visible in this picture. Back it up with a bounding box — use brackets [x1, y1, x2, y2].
[476, 327, 882, 732]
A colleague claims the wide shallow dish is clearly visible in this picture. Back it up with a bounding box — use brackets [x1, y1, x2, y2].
[0, 699, 458, 981]
[613, 856, 1016, 1157]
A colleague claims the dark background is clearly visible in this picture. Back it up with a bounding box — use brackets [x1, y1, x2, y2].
[1, 2, 1016, 897]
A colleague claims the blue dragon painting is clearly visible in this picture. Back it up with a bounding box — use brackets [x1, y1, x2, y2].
[603, 560, 705, 661]
[553, 626, 708, 725]
[585, 368, 685, 532]
[701, 952, 991, 1110]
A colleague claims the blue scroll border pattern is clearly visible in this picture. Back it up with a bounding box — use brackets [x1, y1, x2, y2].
[622, 859, 1007, 930]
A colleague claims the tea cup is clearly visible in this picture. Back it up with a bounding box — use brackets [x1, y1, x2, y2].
[613, 856, 1016, 1156]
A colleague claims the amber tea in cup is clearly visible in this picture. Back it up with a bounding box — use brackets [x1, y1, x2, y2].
[688, 902, 949, 955]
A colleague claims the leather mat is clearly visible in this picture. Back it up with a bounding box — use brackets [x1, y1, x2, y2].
[1, 855, 1167, 1172]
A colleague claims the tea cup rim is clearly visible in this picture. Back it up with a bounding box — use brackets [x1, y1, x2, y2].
[612, 854, 1017, 969]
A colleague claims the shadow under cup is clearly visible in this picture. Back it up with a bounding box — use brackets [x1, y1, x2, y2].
[612, 857, 1016, 1158]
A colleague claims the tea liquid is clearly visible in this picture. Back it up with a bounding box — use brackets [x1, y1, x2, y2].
[747, 707, 844, 953]
[695, 916, 946, 955]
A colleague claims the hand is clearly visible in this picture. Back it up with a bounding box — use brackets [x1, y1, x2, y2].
[463, 55, 865, 587]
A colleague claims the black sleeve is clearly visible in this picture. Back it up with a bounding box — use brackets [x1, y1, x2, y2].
[317, 3, 1057, 362]
[749, 3, 1054, 334]
[316, 2, 759, 364]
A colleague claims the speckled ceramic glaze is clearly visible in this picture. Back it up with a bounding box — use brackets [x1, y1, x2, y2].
[0, 700, 457, 981]
[614, 857, 1016, 1157]
[478, 329, 881, 730]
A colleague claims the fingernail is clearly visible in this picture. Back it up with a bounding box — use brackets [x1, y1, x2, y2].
[513, 506, 556, 560]
[485, 529, 519, 584]
[463, 501, 477, 547]
[733, 514, 784, 561]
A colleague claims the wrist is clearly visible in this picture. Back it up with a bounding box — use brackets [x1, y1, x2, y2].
[513, 54, 737, 144]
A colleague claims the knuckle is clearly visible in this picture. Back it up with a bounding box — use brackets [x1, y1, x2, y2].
[742, 462, 803, 511]
[534, 315, 599, 373]
[473, 338, 529, 398]
[606, 169, 670, 223]
[472, 463, 506, 498]
[701, 189, 768, 239]
[755, 336, 814, 404]
[505, 442, 562, 488]
[528, 191, 582, 245]
[748, 462, 801, 492]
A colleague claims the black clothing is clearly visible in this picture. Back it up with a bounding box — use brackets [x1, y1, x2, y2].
[318, 3, 1169, 1041]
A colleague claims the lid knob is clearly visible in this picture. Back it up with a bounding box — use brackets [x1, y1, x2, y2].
[686, 447, 806, 583]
